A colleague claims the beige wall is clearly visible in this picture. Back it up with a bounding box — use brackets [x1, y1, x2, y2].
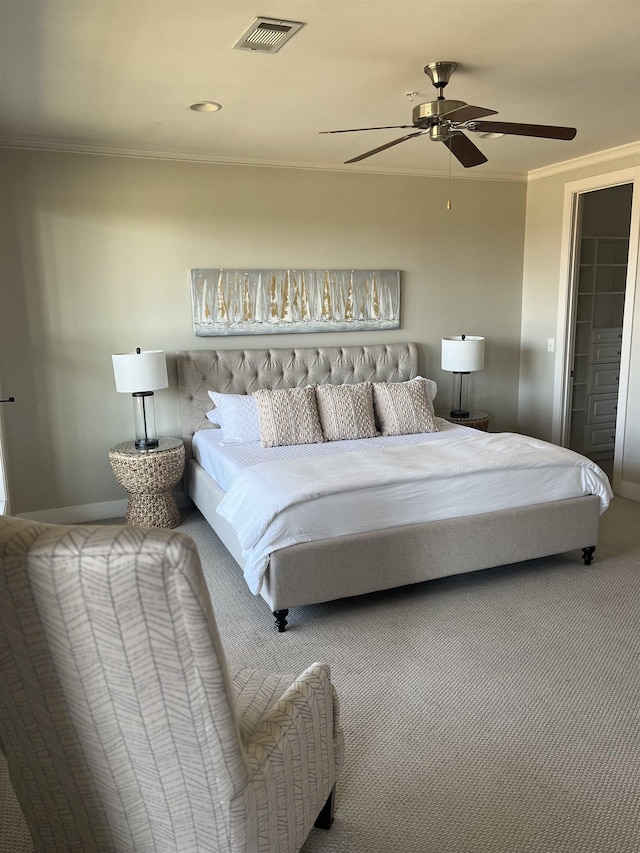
[519, 150, 640, 493]
[0, 148, 526, 516]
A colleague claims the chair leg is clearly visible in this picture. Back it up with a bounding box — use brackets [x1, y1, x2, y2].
[314, 785, 336, 829]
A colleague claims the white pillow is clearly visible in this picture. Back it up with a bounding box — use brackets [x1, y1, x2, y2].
[207, 391, 261, 443]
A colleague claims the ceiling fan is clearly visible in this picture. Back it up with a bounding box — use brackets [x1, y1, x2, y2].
[320, 61, 577, 168]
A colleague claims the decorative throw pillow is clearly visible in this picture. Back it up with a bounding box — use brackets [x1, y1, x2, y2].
[415, 375, 438, 405]
[252, 386, 324, 448]
[207, 391, 261, 443]
[372, 377, 440, 436]
[315, 381, 377, 441]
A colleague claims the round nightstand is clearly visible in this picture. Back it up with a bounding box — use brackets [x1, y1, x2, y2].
[109, 437, 185, 528]
[437, 410, 490, 431]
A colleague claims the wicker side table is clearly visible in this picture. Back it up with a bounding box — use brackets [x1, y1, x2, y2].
[437, 410, 490, 431]
[109, 438, 185, 528]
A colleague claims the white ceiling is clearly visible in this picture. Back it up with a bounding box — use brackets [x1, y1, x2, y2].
[1, 0, 639, 179]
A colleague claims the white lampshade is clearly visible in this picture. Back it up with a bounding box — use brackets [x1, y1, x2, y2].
[441, 336, 485, 373]
[112, 350, 168, 393]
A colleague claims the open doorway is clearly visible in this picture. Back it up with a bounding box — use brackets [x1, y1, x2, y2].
[554, 165, 640, 500]
[567, 184, 633, 481]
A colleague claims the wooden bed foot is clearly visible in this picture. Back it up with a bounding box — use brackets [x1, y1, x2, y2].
[582, 546, 596, 565]
[273, 609, 289, 632]
[314, 785, 336, 829]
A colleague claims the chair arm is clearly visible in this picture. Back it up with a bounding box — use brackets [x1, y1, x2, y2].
[233, 663, 344, 852]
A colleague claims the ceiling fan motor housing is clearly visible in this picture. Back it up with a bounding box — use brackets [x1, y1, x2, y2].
[412, 100, 467, 128]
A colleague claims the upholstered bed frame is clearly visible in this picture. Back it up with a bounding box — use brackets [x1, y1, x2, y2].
[177, 342, 600, 631]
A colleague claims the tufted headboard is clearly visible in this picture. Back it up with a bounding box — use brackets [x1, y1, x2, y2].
[176, 342, 419, 454]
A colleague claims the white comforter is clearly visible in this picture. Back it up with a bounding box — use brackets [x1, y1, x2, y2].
[213, 426, 612, 595]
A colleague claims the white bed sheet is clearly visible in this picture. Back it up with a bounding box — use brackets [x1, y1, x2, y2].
[192, 422, 613, 595]
[193, 422, 474, 492]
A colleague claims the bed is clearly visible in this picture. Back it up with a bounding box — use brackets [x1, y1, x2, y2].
[177, 342, 612, 631]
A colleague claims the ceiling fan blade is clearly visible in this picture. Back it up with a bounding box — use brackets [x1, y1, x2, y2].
[467, 121, 577, 140]
[443, 132, 488, 168]
[320, 125, 415, 134]
[442, 104, 498, 122]
[345, 131, 425, 164]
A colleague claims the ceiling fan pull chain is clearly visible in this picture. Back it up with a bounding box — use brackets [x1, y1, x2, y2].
[447, 143, 452, 210]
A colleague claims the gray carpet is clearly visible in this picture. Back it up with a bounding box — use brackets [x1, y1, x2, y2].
[2, 498, 639, 852]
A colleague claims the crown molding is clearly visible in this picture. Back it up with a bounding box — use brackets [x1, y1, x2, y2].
[0, 136, 526, 182]
[4, 136, 640, 184]
[527, 141, 640, 181]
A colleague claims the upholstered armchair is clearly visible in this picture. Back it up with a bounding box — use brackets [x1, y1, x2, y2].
[0, 517, 344, 853]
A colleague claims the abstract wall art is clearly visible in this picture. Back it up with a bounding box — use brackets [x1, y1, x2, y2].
[191, 269, 400, 336]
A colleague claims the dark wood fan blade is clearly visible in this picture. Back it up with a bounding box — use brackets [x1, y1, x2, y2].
[345, 131, 425, 164]
[443, 133, 488, 168]
[467, 121, 577, 140]
[320, 125, 414, 134]
[442, 104, 498, 122]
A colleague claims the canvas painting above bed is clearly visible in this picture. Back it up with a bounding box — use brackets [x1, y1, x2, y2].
[190, 268, 400, 336]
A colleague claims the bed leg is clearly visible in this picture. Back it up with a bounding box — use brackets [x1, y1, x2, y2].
[273, 609, 289, 632]
[582, 546, 596, 565]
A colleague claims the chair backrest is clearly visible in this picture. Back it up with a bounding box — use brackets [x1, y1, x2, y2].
[0, 516, 248, 852]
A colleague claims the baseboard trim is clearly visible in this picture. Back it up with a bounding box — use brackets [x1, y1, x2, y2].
[618, 480, 640, 502]
[16, 492, 192, 524]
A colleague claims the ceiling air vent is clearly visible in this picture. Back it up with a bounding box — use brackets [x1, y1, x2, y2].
[233, 17, 304, 54]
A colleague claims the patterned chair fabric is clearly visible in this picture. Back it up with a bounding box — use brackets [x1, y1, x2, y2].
[0, 517, 344, 852]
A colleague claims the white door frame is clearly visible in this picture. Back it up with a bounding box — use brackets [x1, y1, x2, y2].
[553, 165, 640, 495]
[0, 432, 8, 515]
[0, 392, 11, 515]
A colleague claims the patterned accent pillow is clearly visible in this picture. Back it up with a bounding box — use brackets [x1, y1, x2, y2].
[415, 375, 438, 405]
[252, 386, 325, 448]
[315, 382, 377, 441]
[372, 377, 440, 436]
[207, 391, 261, 443]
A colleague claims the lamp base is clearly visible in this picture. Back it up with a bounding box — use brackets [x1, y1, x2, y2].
[450, 371, 471, 421]
[132, 391, 159, 449]
[134, 437, 159, 449]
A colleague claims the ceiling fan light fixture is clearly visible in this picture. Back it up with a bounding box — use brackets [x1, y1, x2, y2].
[429, 124, 451, 143]
[233, 17, 304, 53]
[189, 101, 222, 113]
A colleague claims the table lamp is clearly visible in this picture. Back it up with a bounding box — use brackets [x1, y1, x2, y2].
[112, 348, 168, 448]
[441, 335, 485, 418]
